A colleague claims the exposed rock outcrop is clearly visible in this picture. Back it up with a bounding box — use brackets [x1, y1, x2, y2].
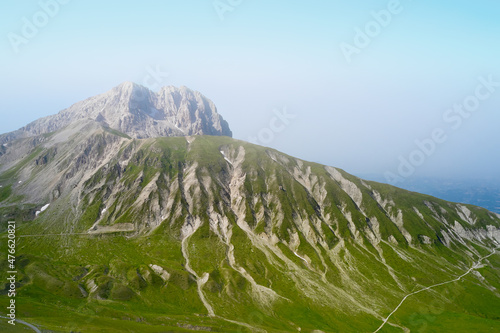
[0, 82, 232, 144]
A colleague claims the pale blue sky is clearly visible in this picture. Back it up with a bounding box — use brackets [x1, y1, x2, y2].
[1, 0, 499, 182]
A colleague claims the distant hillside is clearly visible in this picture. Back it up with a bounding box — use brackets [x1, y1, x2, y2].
[362, 175, 500, 214]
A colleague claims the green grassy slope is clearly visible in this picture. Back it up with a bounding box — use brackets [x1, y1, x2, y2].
[0, 125, 499, 332]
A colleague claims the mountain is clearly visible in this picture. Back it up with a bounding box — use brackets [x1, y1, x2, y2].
[0, 82, 232, 144]
[1, 86, 500, 332]
[367, 176, 500, 214]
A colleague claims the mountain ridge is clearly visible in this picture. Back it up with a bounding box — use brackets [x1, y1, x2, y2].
[1, 121, 500, 331]
[1, 86, 500, 332]
[0, 82, 232, 145]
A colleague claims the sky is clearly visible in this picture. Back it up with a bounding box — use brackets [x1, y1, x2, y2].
[1, 0, 499, 185]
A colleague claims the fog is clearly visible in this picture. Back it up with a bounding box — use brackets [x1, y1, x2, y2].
[1, 0, 499, 183]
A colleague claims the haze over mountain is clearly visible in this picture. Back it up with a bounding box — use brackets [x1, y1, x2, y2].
[1, 84, 500, 332]
[360, 174, 500, 215]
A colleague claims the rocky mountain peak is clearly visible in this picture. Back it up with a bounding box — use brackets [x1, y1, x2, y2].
[1, 82, 232, 143]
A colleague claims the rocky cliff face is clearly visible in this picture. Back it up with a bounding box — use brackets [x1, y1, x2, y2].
[1, 82, 232, 143]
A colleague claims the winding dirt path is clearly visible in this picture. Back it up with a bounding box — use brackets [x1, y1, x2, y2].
[0, 315, 42, 333]
[373, 247, 498, 333]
